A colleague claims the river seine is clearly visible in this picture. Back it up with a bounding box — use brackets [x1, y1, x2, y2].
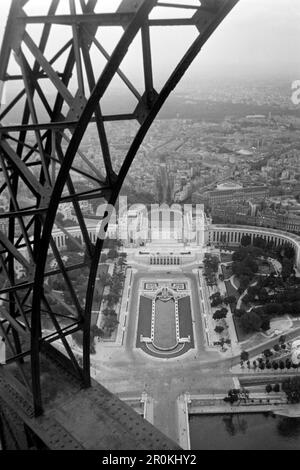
[190, 414, 300, 450]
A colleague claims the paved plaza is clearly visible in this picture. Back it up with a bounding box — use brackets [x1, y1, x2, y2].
[136, 277, 194, 358]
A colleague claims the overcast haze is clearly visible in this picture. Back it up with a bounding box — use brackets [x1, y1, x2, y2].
[0, 0, 299, 85]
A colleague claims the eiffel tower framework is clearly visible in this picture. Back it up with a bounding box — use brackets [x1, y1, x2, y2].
[0, 0, 238, 450]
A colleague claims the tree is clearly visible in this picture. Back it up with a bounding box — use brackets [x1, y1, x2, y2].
[56, 212, 65, 225]
[238, 274, 252, 292]
[118, 256, 127, 269]
[273, 383, 280, 393]
[258, 288, 269, 302]
[104, 292, 119, 307]
[224, 396, 233, 404]
[103, 315, 119, 333]
[215, 326, 224, 334]
[234, 309, 244, 318]
[233, 249, 245, 262]
[213, 309, 228, 320]
[211, 295, 223, 308]
[241, 235, 252, 247]
[286, 359, 292, 370]
[261, 317, 271, 332]
[282, 377, 300, 403]
[90, 324, 104, 341]
[240, 311, 262, 333]
[263, 349, 273, 359]
[224, 296, 236, 305]
[248, 285, 260, 300]
[274, 344, 280, 352]
[241, 351, 249, 362]
[210, 292, 222, 301]
[204, 254, 219, 273]
[281, 258, 294, 280]
[98, 270, 111, 285]
[266, 384, 272, 393]
[253, 236, 267, 250]
[283, 245, 295, 260]
[226, 389, 240, 404]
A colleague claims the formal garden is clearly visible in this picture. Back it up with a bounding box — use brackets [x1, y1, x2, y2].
[203, 253, 232, 348]
[45, 235, 127, 353]
[219, 235, 299, 341]
[95, 252, 127, 340]
[209, 291, 237, 349]
[203, 253, 220, 287]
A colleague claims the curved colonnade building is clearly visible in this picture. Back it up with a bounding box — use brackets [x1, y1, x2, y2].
[208, 225, 300, 269]
[49, 223, 300, 270]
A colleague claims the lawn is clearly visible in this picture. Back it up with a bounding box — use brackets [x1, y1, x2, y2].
[224, 280, 240, 301]
[224, 279, 250, 342]
[233, 316, 254, 342]
[178, 296, 194, 347]
[153, 299, 177, 349]
[136, 296, 153, 348]
[232, 275, 240, 290]
[221, 264, 233, 280]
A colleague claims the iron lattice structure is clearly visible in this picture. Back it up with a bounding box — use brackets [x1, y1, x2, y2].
[0, 0, 238, 449]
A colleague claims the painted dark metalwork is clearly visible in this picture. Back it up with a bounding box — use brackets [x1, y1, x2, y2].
[0, 0, 239, 449]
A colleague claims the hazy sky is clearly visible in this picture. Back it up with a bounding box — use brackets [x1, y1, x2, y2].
[0, 0, 299, 85]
